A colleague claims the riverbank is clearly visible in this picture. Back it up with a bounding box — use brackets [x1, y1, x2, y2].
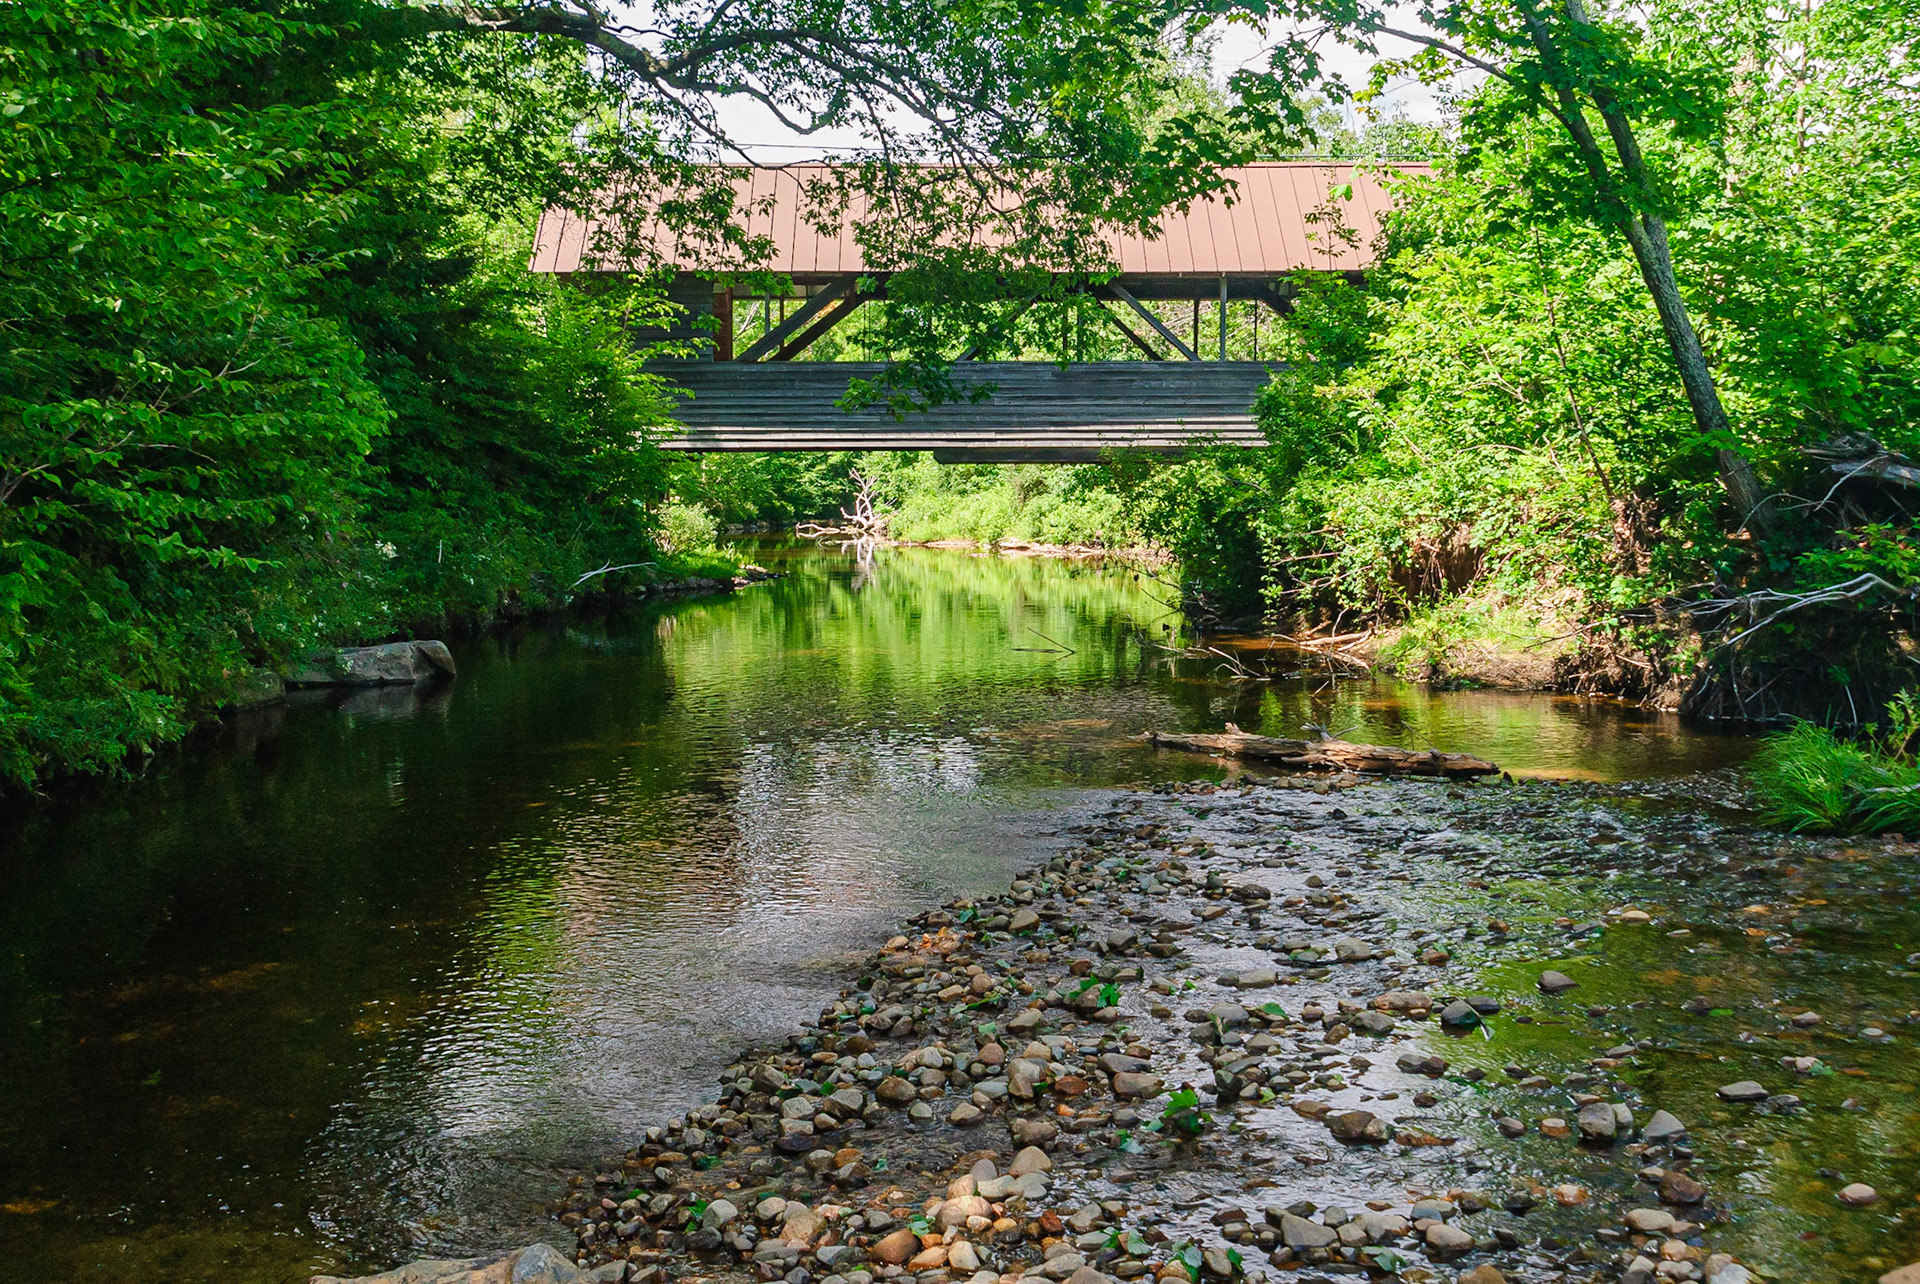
[322, 757, 1920, 1284]
[2, 554, 771, 808]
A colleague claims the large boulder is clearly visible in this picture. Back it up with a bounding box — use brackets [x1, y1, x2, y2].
[285, 641, 456, 687]
[225, 668, 287, 709]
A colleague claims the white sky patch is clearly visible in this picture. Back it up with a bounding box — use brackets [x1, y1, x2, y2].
[1206, 14, 1457, 128]
[687, 6, 1463, 160]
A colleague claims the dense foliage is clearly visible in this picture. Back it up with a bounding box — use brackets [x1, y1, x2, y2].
[0, 3, 678, 786]
[1084, 0, 1920, 711]
[10, 0, 1920, 795]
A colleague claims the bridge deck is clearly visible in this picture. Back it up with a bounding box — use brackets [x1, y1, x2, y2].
[657, 361, 1275, 460]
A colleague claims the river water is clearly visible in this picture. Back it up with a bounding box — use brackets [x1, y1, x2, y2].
[0, 542, 1768, 1282]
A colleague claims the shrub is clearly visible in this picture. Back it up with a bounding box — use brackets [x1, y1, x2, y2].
[656, 503, 720, 555]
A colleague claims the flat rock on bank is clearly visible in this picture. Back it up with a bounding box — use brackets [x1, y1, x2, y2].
[310, 1242, 607, 1283]
[284, 640, 457, 687]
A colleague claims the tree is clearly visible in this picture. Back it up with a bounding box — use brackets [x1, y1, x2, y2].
[1183, 0, 1776, 529]
[0, 1, 680, 784]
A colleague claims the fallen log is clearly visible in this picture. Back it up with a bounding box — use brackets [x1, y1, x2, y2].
[1138, 729, 1499, 778]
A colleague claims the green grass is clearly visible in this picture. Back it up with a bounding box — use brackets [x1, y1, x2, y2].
[1749, 721, 1920, 834]
[1372, 593, 1572, 688]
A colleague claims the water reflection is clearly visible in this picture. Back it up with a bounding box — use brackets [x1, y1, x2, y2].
[0, 542, 1750, 1283]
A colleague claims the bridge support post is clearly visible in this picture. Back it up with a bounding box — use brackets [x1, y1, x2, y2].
[1219, 275, 1228, 361]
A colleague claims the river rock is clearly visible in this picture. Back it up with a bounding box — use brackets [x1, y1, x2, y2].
[1642, 1109, 1687, 1141]
[1373, 990, 1432, 1013]
[1007, 1008, 1045, 1034]
[1458, 1269, 1506, 1284]
[1716, 1080, 1769, 1103]
[1881, 1265, 1920, 1284]
[875, 1076, 917, 1105]
[1333, 936, 1373, 961]
[1325, 1110, 1390, 1144]
[948, 1240, 982, 1273]
[873, 1230, 920, 1265]
[1276, 1213, 1337, 1248]
[782, 1208, 824, 1245]
[1208, 1002, 1250, 1026]
[1352, 1010, 1396, 1035]
[1659, 1171, 1707, 1204]
[1112, 1072, 1163, 1099]
[1010, 1145, 1052, 1175]
[1439, 999, 1480, 1028]
[1396, 1050, 1447, 1077]
[1010, 909, 1041, 933]
[1576, 1102, 1618, 1141]
[1039, 1254, 1087, 1280]
[1424, 1223, 1473, 1257]
[1838, 1183, 1880, 1206]
[284, 640, 456, 687]
[938, 1195, 992, 1229]
[1624, 1208, 1674, 1234]
[1353, 1212, 1408, 1243]
[1538, 970, 1578, 995]
[227, 668, 286, 709]
[1012, 1117, 1058, 1146]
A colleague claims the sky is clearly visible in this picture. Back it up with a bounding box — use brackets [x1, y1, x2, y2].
[704, 14, 1456, 162]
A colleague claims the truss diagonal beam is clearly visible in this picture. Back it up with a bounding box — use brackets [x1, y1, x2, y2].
[1093, 300, 1164, 360]
[771, 294, 864, 361]
[1107, 285, 1198, 361]
[736, 276, 858, 362]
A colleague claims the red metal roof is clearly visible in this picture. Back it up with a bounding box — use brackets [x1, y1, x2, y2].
[531, 162, 1427, 277]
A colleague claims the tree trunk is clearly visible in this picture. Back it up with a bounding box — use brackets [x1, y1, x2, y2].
[1520, 0, 1778, 535]
[1617, 205, 1775, 533]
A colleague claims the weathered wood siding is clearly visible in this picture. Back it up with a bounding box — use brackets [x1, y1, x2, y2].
[653, 361, 1275, 457]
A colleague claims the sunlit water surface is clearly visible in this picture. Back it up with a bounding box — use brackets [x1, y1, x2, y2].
[0, 542, 1753, 1282]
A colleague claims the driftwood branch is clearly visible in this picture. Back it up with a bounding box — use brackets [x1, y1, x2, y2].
[571, 560, 660, 588]
[1691, 573, 1919, 646]
[798, 468, 890, 541]
[1138, 729, 1499, 778]
[1804, 433, 1920, 489]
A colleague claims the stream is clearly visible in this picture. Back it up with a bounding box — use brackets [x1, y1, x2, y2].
[8, 540, 1903, 1284]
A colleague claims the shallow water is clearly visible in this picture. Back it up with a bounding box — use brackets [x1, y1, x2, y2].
[0, 542, 1756, 1282]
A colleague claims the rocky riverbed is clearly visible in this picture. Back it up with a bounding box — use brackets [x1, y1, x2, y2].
[316, 767, 1920, 1284]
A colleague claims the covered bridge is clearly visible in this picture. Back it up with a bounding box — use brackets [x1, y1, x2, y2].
[531, 163, 1422, 460]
